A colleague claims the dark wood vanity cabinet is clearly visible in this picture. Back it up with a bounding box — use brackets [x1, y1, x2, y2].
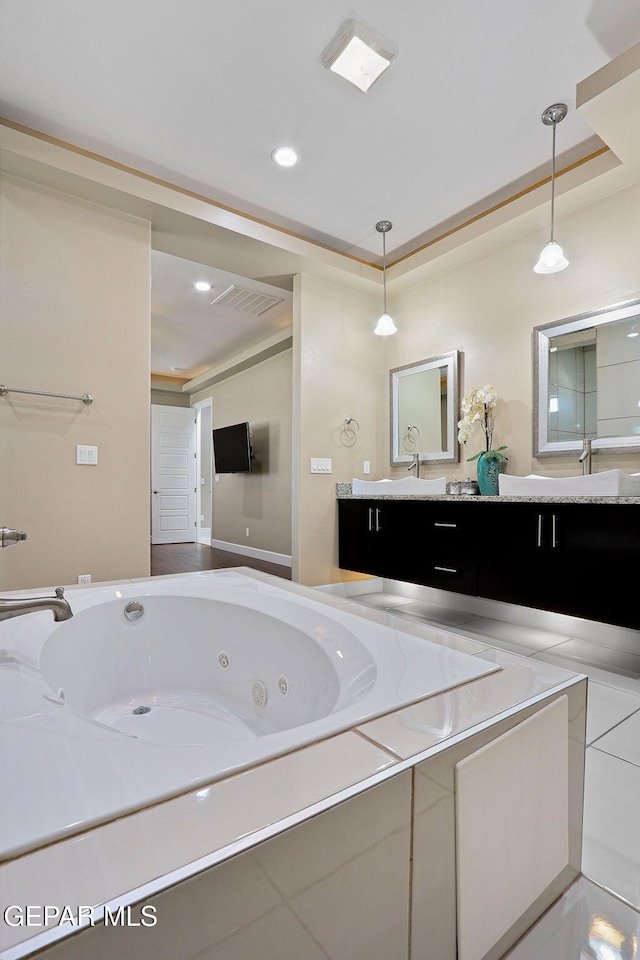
[338, 498, 640, 630]
[338, 500, 478, 594]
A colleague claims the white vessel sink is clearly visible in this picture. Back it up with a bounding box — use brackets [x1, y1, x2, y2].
[351, 476, 447, 496]
[499, 470, 640, 497]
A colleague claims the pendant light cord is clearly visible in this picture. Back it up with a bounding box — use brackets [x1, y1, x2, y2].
[382, 229, 387, 314]
[550, 118, 557, 243]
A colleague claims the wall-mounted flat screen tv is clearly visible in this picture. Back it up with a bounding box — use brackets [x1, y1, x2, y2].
[212, 421, 252, 473]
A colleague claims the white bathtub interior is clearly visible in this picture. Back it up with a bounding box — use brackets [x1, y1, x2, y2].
[36, 595, 376, 743]
[1, 569, 501, 861]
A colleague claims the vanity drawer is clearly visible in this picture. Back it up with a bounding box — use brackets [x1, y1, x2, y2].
[420, 554, 478, 594]
[381, 501, 479, 589]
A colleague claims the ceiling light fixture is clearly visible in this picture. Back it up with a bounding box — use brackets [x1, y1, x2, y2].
[374, 220, 397, 336]
[534, 103, 569, 275]
[321, 18, 397, 93]
[194, 281, 212, 292]
[272, 146, 300, 168]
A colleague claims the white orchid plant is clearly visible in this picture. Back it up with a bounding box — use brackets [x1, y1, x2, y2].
[457, 384, 508, 463]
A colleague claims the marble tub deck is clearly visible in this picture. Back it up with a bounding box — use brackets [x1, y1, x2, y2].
[0, 568, 583, 959]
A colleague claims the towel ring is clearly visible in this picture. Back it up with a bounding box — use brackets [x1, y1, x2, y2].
[407, 424, 421, 444]
[343, 417, 360, 439]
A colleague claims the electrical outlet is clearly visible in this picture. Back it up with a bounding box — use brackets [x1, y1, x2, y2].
[246, 528, 250, 537]
[77, 574, 91, 585]
[363, 460, 371, 475]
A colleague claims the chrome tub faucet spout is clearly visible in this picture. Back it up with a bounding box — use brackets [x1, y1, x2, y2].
[0, 586, 73, 622]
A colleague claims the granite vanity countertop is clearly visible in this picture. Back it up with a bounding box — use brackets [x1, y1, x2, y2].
[335, 482, 640, 504]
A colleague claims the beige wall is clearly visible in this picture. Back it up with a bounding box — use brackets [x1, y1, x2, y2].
[150, 388, 191, 407]
[5, 151, 640, 594]
[383, 179, 640, 481]
[0, 175, 151, 590]
[191, 349, 292, 557]
[294, 274, 384, 585]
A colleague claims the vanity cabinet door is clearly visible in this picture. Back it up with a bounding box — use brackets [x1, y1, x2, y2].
[477, 503, 640, 629]
[338, 500, 404, 577]
[476, 504, 556, 609]
[546, 504, 640, 629]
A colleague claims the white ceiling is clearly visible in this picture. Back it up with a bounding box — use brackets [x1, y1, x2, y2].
[2, 0, 640, 375]
[151, 251, 292, 378]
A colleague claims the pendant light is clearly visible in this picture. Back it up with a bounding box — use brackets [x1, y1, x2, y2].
[374, 220, 397, 335]
[534, 103, 569, 274]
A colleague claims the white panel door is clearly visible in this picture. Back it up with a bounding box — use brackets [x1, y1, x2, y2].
[151, 405, 196, 544]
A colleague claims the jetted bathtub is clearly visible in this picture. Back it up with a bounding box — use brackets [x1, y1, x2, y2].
[3, 570, 499, 858]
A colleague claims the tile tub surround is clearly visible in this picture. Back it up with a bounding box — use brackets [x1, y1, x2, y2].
[0, 569, 584, 960]
[322, 576, 640, 926]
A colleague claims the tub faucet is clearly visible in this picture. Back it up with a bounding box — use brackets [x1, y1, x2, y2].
[407, 454, 420, 478]
[0, 587, 73, 623]
[578, 438, 592, 475]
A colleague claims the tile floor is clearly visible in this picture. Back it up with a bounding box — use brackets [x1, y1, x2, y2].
[345, 585, 640, 959]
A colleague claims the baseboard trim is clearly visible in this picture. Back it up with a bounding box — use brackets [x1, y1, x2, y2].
[197, 527, 211, 545]
[211, 539, 292, 568]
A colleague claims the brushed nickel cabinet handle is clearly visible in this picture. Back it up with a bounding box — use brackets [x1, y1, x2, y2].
[434, 565, 457, 574]
[537, 514, 543, 548]
[434, 522, 457, 528]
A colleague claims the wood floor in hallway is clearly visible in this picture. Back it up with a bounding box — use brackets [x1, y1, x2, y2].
[150, 542, 292, 580]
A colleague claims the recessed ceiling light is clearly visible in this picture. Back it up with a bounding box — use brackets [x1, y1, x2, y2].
[271, 146, 300, 168]
[321, 18, 397, 93]
[194, 281, 212, 292]
[628, 332, 639, 338]
[170, 366, 186, 372]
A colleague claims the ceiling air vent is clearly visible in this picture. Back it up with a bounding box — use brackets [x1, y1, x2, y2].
[210, 284, 283, 316]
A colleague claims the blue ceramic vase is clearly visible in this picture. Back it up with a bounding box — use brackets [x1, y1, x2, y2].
[477, 452, 500, 496]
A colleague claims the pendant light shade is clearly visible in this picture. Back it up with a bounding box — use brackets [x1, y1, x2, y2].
[374, 313, 397, 336]
[534, 103, 569, 275]
[374, 220, 397, 336]
[534, 240, 569, 274]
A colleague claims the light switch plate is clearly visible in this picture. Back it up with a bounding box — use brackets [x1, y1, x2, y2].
[76, 445, 98, 465]
[310, 458, 332, 474]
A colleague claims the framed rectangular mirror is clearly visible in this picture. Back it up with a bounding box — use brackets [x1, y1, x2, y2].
[390, 350, 460, 465]
[533, 298, 640, 456]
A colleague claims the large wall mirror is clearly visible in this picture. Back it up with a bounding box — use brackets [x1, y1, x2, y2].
[534, 298, 640, 456]
[390, 351, 460, 465]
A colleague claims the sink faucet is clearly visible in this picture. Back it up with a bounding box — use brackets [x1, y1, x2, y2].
[578, 438, 592, 475]
[407, 454, 420, 478]
[0, 586, 73, 623]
